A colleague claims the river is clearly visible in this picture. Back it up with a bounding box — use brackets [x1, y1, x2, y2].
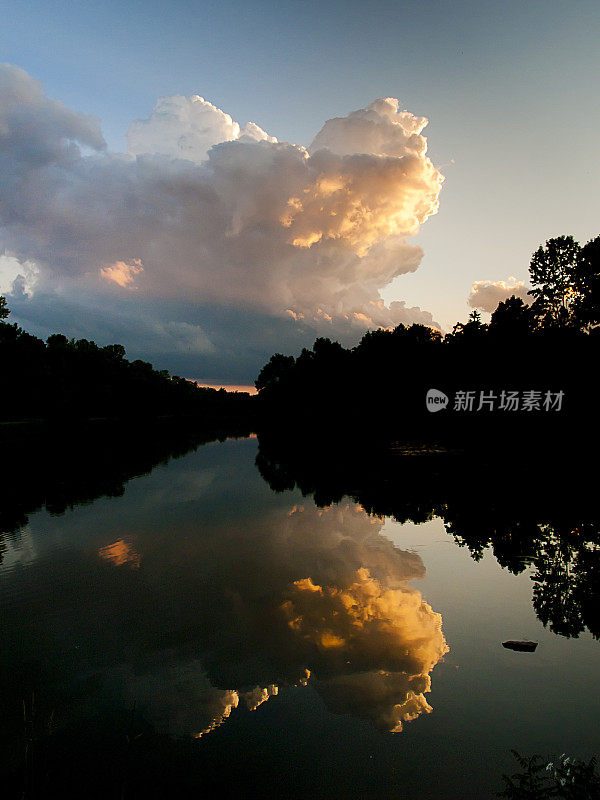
[1, 434, 598, 798]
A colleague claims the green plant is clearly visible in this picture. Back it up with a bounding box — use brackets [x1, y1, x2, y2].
[498, 750, 600, 798]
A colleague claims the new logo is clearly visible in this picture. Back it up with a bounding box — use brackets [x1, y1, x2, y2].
[426, 388, 448, 412]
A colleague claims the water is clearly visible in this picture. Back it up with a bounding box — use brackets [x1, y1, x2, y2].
[1, 435, 599, 798]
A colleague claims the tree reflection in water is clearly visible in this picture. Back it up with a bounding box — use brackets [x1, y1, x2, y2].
[0, 429, 597, 798]
[0, 430, 447, 749]
[256, 431, 600, 641]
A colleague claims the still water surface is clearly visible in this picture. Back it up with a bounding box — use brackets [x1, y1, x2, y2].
[1, 436, 599, 798]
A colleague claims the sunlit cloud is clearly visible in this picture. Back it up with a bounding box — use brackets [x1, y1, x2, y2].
[100, 258, 144, 288]
[194, 689, 240, 738]
[468, 276, 530, 312]
[279, 151, 442, 257]
[319, 669, 435, 733]
[281, 561, 448, 731]
[243, 684, 278, 711]
[8, 487, 447, 740]
[106, 660, 242, 739]
[0, 64, 443, 374]
[193, 684, 278, 737]
[121, 502, 447, 737]
[127, 93, 277, 163]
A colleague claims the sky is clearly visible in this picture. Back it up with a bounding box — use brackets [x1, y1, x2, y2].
[1, 0, 599, 385]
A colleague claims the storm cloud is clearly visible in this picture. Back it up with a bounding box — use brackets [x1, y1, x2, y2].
[0, 64, 443, 380]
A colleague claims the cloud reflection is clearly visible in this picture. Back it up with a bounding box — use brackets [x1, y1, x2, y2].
[157, 503, 447, 736]
[98, 538, 141, 568]
[2, 467, 447, 739]
[276, 507, 448, 731]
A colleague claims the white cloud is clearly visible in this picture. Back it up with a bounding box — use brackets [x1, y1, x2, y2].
[309, 97, 429, 159]
[126, 93, 277, 163]
[0, 254, 39, 297]
[0, 65, 443, 374]
[468, 277, 530, 313]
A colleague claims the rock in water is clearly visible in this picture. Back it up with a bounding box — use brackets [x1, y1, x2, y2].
[502, 640, 538, 652]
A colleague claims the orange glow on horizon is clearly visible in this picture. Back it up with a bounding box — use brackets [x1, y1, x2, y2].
[191, 381, 257, 395]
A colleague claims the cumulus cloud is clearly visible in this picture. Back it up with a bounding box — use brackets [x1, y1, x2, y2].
[309, 97, 430, 158]
[280, 558, 447, 731]
[103, 502, 446, 737]
[195, 688, 240, 737]
[126, 93, 277, 163]
[0, 64, 443, 378]
[4, 443, 448, 738]
[194, 502, 447, 733]
[107, 659, 242, 738]
[319, 670, 434, 733]
[0, 63, 105, 169]
[0, 254, 39, 297]
[128, 502, 448, 736]
[468, 277, 530, 313]
[115, 665, 278, 739]
[243, 684, 279, 711]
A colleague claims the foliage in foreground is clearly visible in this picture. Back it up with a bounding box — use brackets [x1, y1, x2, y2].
[498, 751, 600, 799]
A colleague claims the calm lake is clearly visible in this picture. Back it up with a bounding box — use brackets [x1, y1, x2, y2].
[1, 434, 599, 798]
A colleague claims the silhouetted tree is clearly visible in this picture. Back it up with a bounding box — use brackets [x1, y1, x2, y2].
[312, 336, 345, 359]
[531, 528, 585, 638]
[448, 309, 488, 340]
[0, 296, 254, 423]
[528, 235, 581, 328]
[255, 430, 600, 640]
[46, 333, 69, 349]
[572, 235, 600, 331]
[255, 353, 296, 392]
[489, 296, 532, 337]
[102, 343, 126, 360]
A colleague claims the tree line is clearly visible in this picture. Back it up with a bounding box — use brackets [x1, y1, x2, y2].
[0, 299, 252, 423]
[255, 424, 600, 642]
[255, 234, 600, 434]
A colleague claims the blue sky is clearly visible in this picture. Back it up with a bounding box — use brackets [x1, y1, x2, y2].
[1, 0, 599, 381]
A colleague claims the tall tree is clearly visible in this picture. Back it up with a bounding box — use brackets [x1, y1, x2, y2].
[449, 310, 488, 340]
[255, 353, 295, 392]
[572, 235, 600, 331]
[489, 296, 532, 337]
[528, 235, 581, 327]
